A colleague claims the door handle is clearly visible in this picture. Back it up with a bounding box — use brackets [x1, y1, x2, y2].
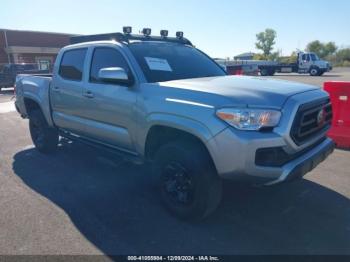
[83, 90, 94, 98]
[53, 86, 60, 92]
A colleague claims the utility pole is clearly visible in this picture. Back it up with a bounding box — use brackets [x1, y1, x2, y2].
[3, 30, 11, 63]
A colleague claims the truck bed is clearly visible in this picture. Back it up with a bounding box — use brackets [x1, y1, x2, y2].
[15, 74, 54, 126]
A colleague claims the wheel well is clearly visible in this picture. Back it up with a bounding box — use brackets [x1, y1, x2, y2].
[145, 125, 211, 161]
[24, 98, 41, 116]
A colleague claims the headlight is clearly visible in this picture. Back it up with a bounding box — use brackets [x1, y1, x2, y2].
[216, 108, 281, 131]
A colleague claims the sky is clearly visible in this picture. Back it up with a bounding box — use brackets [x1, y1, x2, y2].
[1, 0, 349, 58]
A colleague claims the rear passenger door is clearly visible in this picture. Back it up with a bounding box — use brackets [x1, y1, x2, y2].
[50, 48, 88, 134]
[80, 46, 138, 152]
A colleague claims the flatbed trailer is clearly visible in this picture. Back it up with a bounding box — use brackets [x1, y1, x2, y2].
[226, 52, 332, 76]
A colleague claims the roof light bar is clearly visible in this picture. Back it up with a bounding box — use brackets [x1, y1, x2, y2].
[142, 28, 151, 36]
[123, 26, 132, 34]
[160, 30, 168, 37]
[176, 31, 184, 39]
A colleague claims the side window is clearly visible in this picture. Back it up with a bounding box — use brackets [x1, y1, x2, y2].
[59, 48, 87, 81]
[302, 54, 307, 61]
[306, 55, 310, 62]
[90, 47, 130, 83]
[310, 54, 316, 61]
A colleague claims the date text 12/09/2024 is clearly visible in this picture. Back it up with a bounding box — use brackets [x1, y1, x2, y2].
[127, 256, 220, 261]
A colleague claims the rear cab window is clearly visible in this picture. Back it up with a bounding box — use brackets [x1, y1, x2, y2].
[59, 48, 87, 81]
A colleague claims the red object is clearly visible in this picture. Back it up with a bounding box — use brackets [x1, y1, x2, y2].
[227, 67, 240, 75]
[324, 81, 350, 149]
[235, 69, 243, 75]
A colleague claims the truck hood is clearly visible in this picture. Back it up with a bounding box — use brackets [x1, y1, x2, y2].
[158, 75, 320, 108]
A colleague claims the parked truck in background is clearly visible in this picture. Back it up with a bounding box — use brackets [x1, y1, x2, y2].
[223, 52, 331, 76]
[14, 28, 334, 220]
[0, 63, 49, 91]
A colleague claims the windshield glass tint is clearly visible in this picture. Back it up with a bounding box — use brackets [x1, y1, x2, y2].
[129, 42, 226, 82]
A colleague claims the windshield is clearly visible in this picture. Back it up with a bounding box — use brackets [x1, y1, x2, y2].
[310, 53, 320, 61]
[128, 42, 226, 83]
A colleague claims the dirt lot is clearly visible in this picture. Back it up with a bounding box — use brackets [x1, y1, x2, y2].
[0, 69, 349, 255]
[268, 67, 350, 87]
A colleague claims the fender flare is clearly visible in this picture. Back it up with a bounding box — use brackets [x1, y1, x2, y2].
[139, 113, 215, 155]
[22, 92, 54, 127]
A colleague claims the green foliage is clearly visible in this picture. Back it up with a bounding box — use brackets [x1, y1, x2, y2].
[336, 48, 350, 62]
[342, 60, 350, 67]
[324, 42, 337, 56]
[255, 29, 277, 56]
[332, 48, 350, 66]
[253, 53, 267, 60]
[306, 40, 337, 58]
[278, 51, 298, 64]
[269, 51, 280, 61]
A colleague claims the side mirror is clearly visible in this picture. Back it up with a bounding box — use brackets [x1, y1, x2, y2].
[98, 67, 133, 86]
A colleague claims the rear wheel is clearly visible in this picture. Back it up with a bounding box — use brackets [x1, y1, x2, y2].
[29, 109, 59, 153]
[153, 140, 222, 221]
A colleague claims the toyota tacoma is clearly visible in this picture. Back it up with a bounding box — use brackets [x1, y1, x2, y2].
[14, 27, 334, 220]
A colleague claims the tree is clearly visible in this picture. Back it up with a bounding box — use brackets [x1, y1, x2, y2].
[324, 42, 337, 57]
[306, 40, 337, 58]
[253, 53, 267, 60]
[306, 40, 323, 56]
[336, 48, 350, 61]
[255, 29, 277, 57]
[335, 48, 350, 66]
[278, 51, 298, 64]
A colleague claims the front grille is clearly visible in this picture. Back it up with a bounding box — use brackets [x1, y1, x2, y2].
[290, 98, 332, 145]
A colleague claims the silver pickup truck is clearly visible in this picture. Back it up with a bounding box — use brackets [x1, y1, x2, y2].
[15, 28, 334, 220]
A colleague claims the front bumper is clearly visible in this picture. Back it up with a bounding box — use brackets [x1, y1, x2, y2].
[206, 89, 334, 185]
[264, 138, 334, 185]
[206, 127, 334, 185]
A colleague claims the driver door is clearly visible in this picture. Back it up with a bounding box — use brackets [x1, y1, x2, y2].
[299, 53, 312, 72]
[80, 46, 138, 152]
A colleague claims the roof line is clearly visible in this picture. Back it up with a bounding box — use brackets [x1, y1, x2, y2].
[0, 28, 79, 36]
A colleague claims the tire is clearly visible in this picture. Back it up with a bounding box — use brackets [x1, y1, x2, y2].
[309, 67, 320, 76]
[29, 109, 59, 153]
[260, 68, 269, 76]
[153, 139, 222, 221]
[268, 70, 275, 76]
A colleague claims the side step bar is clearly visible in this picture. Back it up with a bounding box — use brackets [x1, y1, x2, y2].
[59, 130, 144, 165]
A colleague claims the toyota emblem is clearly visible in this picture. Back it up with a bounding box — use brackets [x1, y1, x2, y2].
[317, 108, 326, 126]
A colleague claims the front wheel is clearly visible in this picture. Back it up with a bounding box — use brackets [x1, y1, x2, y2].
[29, 109, 59, 153]
[153, 140, 222, 221]
[260, 68, 269, 76]
[309, 67, 320, 76]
